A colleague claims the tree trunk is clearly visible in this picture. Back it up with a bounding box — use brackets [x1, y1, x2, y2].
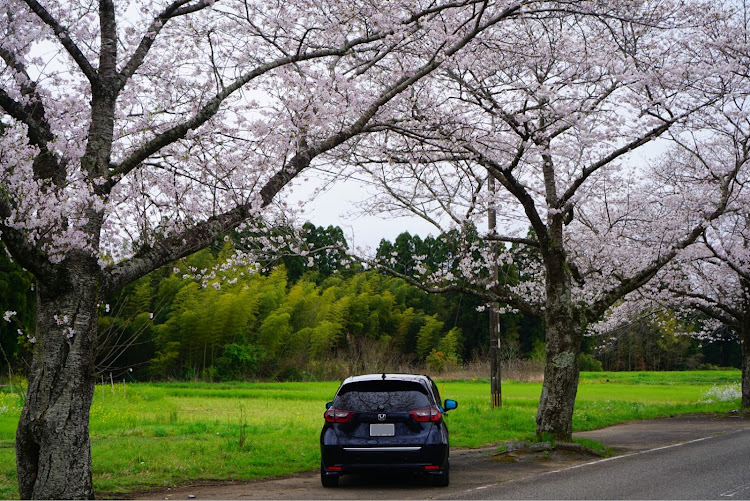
[535, 313, 582, 441]
[535, 249, 583, 441]
[16, 256, 98, 499]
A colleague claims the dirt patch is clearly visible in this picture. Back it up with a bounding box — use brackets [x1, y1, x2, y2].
[490, 441, 602, 466]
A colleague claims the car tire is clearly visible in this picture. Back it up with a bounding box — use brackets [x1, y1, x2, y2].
[433, 459, 449, 487]
[320, 462, 339, 488]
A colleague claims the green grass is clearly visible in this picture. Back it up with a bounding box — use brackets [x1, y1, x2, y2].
[0, 371, 742, 499]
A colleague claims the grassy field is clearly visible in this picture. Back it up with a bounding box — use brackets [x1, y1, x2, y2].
[0, 370, 742, 499]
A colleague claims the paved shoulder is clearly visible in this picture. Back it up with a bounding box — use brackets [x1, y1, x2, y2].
[576, 413, 750, 454]
[451, 415, 750, 500]
[133, 414, 750, 500]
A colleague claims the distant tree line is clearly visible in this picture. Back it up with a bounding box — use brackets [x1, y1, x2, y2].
[0, 224, 741, 382]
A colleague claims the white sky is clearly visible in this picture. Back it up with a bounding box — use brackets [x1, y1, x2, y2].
[284, 140, 670, 251]
[285, 175, 439, 251]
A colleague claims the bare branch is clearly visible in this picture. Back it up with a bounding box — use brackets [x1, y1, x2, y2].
[485, 234, 540, 247]
[372, 259, 540, 316]
[0, 216, 59, 287]
[20, 0, 98, 83]
[675, 289, 741, 327]
[559, 115, 680, 209]
[118, 0, 217, 86]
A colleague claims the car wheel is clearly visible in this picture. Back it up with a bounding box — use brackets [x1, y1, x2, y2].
[320, 462, 339, 488]
[433, 459, 449, 487]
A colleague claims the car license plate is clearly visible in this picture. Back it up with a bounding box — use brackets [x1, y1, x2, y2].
[370, 423, 395, 437]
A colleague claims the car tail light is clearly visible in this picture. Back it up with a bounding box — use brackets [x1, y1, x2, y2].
[324, 408, 355, 423]
[409, 407, 442, 422]
[424, 465, 440, 470]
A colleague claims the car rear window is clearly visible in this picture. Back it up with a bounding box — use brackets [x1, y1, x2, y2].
[334, 380, 432, 412]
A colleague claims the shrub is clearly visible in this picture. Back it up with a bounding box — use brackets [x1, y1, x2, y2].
[425, 349, 461, 373]
[149, 341, 181, 379]
[214, 343, 266, 381]
[578, 353, 603, 372]
[529, 339, 546, 362]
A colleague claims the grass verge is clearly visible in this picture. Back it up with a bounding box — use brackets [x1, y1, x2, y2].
[0, 371, 742, 499]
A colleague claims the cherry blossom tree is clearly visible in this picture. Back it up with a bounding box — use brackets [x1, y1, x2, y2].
[663, 218, 750, 408]
[607, 104, 750, 409]
[663, 0, 750, 412]
[590, 2, 750, 411]
[596, 199, 749, 407]
[349, 0, 747, 440]
[0, 0, 538, 497]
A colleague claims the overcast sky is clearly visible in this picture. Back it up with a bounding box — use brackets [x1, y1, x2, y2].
[286, 174, 438, 251]
[288, 141, 670, 251]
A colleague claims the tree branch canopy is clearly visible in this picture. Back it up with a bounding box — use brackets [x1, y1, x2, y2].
[20, 0, 98, 82]
[1, 0, 748, 493]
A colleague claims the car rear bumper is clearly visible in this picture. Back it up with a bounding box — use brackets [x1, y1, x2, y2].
[320, 443, 448, 473]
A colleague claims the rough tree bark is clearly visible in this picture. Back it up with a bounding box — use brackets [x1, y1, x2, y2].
[16, 253, 100, 499]
[535, 224, 584, 440]
[741, 277, 750, 412]
[536, 309, 584, 440]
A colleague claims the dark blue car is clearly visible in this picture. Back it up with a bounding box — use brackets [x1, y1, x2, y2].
[320, 373, 458, 487]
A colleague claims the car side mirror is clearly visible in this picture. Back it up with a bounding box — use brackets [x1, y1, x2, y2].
[444, 399, 458, 411]
[325, 401, 333, 410]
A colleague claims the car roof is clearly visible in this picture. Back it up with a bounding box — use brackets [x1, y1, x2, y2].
[340, 373, 433, 385]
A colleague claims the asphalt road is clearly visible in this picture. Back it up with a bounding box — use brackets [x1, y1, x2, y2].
[134, 414, 750, 500]
[453, 426, 750, 499]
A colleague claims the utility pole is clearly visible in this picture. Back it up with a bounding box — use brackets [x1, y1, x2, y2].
[488, 174, 502, 408]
